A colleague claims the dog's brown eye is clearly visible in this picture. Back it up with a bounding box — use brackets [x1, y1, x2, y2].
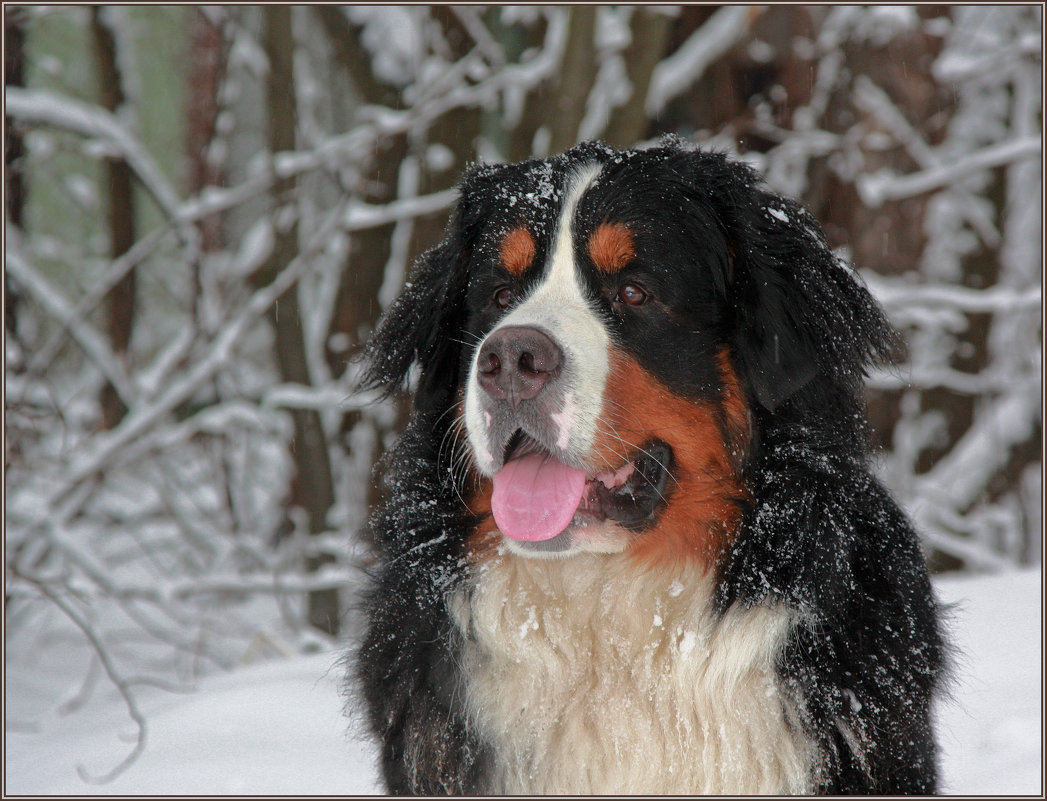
[617, 283, 648, 307]
[494, 287, 514, 309]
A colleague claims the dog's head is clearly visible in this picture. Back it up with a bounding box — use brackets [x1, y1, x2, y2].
[363, 141, 894, 566]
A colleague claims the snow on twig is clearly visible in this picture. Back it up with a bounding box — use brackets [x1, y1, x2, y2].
[10, 562, 364, 608]
[853, 76, 1002, 248]
[28, 579, 149, 784]
[343, 186, 458, 232]
[934, 31, 1041, 83]
[866, 366, 1024, 396]
[27, 226, 172, 379]
[448, 6, 506, 69]
[376, 154, 423, 310]
[175, 148, 457, 234]
[263, 383, 384, 413]
[917, 523, 1014, 571]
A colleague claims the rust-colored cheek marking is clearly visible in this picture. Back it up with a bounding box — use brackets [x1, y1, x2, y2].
[716, 347, 751, 468]
[589, 349, 750, 573]
[588, 222, 635, 274]
[465, 479, 501, 563]
[499, 226, 536, 277]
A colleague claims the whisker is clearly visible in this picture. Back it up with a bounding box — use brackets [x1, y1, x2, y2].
[449, 329, 487, 350]
[445, 414, 478, 510]
[591, 419, 678, 504]
[448, 336, 483, 350]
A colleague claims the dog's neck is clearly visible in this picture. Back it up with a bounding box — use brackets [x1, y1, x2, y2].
[448, 550, 813, 794]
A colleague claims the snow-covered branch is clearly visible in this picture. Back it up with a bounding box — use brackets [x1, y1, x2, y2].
[866, 366, 1027, 396]
[28, 227, 171, 378]
[646, 6, 752, 116]
[31, 579, 149, 785]
[343, 187, 458, 232]
[6, 244, 138, 407]
[853, 75, 1002, 248]
[914, 382, 1040, 517]
[6, 87, 188, 238]
[49, 197, 349, 510]
[858, 137, 1041, 206]
[864, 274, 1042, 313]
[262, 383, 384, 413]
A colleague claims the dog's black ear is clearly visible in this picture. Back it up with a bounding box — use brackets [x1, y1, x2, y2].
[729, 191, 836, 411]
[681, 150, 897, 413]
[358, 211, 471, 414]
[729, 207, 821, 412]
[733, 188, 896, 412]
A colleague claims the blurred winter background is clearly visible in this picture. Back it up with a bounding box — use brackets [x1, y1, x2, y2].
[3, 5, 1041, 794]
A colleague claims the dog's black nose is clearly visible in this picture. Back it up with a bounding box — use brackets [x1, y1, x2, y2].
[477, 325, 562, 406]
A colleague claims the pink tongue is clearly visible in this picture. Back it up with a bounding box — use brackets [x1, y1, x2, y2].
[491, 452, 587, 542]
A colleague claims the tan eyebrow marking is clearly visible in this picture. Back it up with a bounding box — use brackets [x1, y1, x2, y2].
[588, 222, 635, 274]
[499, 226, 537, 277]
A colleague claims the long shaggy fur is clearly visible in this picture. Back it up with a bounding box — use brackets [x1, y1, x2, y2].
[348, 140, 945, 795]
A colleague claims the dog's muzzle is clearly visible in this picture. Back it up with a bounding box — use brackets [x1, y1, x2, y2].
[465, 323, 670, 547]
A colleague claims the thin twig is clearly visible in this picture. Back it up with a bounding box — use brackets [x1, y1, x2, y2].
[32, 580, 148, 785]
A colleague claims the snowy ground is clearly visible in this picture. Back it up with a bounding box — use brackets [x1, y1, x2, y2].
[5, 567, 1042, 795]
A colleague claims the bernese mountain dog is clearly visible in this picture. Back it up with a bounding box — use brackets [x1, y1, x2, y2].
[351, 140, 945, 795]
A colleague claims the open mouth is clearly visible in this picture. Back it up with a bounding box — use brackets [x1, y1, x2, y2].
[489, 433, 673, 545]
[578, 441, 673, 528]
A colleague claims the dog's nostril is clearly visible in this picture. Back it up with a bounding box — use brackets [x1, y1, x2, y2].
[482, 352, 502, 375]
[518, 350, 536, 375]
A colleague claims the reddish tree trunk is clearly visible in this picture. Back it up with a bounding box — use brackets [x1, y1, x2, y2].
[90, 8, 137, 430]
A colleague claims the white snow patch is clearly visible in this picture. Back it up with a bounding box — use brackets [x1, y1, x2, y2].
[5, 652, 380, 795]
[230, 218, 274, 278]
[933, 567, 1042, 794]
[678, 629, 698, 655]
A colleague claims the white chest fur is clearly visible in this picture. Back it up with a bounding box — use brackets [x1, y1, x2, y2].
[449, 553, 812, 795]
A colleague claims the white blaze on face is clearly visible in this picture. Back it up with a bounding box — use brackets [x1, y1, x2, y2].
[551, 391, 576, 450]
[464, 163, 609, 475]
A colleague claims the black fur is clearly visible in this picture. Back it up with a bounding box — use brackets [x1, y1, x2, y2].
[350, 141, 945, 794]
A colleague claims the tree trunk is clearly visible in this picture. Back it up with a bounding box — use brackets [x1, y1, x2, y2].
[257, 6, 340, 635]
[90, 8, 136, 430]
[185, 8, 227, 253]
[4, 7, 26, 343]
[603, 8, 674, 148]
[546, 6, 598, 155]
